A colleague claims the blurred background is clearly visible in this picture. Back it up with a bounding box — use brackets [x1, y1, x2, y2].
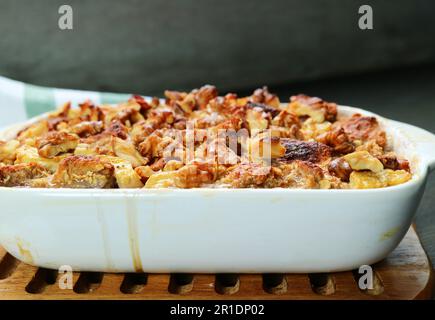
[0, 0, 434, 266]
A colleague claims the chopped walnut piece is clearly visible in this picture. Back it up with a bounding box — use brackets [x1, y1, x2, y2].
[78, 100, 100, 121]
[144, 162, 218, 188]
[138, 133, 178, 160]
[288, 94, 337, 123]
[106, 120, 129, 140]
[129, 95, 152, 114]
[173, 162, 218, 188]
[316, 127, 354, 155]
[149, 157, 166, 171]
[340, 114, 387, 147]
[249, 86, 280, 108]
[99, 101, 143, 127]
[135, 165, 157, 183]
[71, 121, 103, 137]
[130, 108, 175, 144]
[177, 93, 196, 114]
[378, 152, 410, 172]
[195, 85, 218, 109]
[271, 110, 300, 129]
[165, 85, 218, 113]
[247, 102, 280, 118]
[36, 131, 79, 158]
[328, 158, 352, 182]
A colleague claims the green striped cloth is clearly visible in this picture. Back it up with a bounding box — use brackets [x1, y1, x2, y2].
[0, 75, 137, 128]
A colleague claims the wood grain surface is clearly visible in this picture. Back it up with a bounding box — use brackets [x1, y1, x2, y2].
[0, 227, 432, 300]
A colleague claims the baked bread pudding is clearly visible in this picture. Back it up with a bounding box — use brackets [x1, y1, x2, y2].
[0, 86, 411, 189]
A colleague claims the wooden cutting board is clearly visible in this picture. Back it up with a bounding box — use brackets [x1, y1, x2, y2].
[0, 226, 432, 300]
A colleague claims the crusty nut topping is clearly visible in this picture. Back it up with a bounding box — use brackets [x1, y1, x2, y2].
[279, 139, 332, 164]
[246, 108, 269, 131]
[288, 94, 337, 123]
[316, 127, 354, 155]
[0, 86, 412, 189]
[340, 114, 387, 147]
[328, 158, 352, 182]
[36, 131, 79, 158]
[378, 152, 410, 172]
[249, 86, 280, 108]
[0, 163, 49, 187]
[70, 121, 104, 137]
[105, 120, 129, 140]
[247, 102, 280, 118]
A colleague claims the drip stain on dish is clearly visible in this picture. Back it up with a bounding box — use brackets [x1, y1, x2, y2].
[270, 197, 283, 203]
[16, 237, 34, 265]
[125, 196, 144, 273]
[95, 197, 114, 271]
[380, 226, 400, 241]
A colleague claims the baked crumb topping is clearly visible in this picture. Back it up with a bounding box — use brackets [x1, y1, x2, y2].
[0, 86, 411, 189]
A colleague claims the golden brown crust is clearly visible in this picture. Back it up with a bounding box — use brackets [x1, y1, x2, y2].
[279, 160, 325, 189]
[52, 155, 115, 188]
[316, 127, 354, 155]
[36, 131, 79, 158]
[70, 121, 104, 137]
[0, 87, 411, 189]
[338, 114, 387, 147]
[218, 163, 273, 188]
[290, 94, 338, 122]
[278, 139, 332, 164]
[247, 102, 281, 118]
[249, 86, 280, 108]
[165, 85, 218, 113]
[0, 163, 49, 187]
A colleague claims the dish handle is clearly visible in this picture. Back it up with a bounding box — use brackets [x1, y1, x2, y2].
[388, 120, 435, 172]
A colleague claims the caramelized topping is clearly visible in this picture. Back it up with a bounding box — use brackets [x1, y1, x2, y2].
[0, 86, 411, 189]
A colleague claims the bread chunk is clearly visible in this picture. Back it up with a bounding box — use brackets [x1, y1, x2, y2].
[52, 155, 115, 188]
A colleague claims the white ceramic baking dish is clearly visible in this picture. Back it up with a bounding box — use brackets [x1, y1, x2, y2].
[0, 105, 434, 273]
